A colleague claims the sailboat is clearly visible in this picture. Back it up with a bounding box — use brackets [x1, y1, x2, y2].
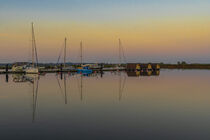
[56, 38, 75, 71]
[77, 41, 92, 74]
[25, 22, 39, 74]
[117, 38, 126, 70]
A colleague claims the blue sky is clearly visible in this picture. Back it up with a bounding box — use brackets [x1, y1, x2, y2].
[1, 0, 209, 23]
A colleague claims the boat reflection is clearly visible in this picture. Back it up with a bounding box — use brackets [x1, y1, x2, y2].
[12, 74, 27, 83]
[56, 73, 68, 104]
[75, 71, 105, 101]
[2, 71, 162, 123]
[31, 75, 39, 122]
[12, 74, 39, 83]
[76, 73, 84, 101]
[11, 74, 40, 122]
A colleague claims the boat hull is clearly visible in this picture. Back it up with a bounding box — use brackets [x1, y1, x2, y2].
[77, 69, 92, 74]
[25, 68, 39, 74]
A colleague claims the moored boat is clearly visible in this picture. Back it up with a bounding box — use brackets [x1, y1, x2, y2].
[26, 22, 39, 74]
[25, 67, 39, 74]
[76, 41, 93, 74]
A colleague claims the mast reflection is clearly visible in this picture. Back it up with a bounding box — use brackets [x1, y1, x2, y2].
[76, 74, 83, 101]
[56, 72, 68, 104]
[118, 71, 126, 101]
[5, 74, 9, 83]
[31, 75, 39, 122]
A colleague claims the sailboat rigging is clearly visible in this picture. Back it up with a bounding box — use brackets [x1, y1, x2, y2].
[57, 38, 75, 71]
[25, 22, 39, 74]
[117, 38, 126, 70]
[77, 41, 93, 74]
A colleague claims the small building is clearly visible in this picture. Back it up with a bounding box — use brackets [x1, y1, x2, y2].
[140, 64, 152, 71]
[126, 63, 141, 71]
[127, 63, 159, 72]
[151, 63, 160, 71]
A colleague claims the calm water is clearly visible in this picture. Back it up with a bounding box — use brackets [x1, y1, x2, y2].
[1, 70, 210, 140]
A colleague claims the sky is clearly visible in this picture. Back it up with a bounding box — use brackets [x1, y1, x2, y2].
[0, 0, 210, 63]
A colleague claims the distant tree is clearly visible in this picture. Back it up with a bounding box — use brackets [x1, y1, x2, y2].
[160, 62, 164, 65]
[181, 61, 187, 65]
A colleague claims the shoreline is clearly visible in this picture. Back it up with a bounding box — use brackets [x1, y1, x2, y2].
[160, 64, 210, 70]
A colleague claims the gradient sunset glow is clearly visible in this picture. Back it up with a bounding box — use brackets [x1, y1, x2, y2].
[1, 0, 210, 63]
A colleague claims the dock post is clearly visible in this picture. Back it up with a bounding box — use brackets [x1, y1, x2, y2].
[5, 64, 8, 73]
[100, 63, 103, 71]
[60, 64, 63, 80]
[6, 74, 9, 83]
[60, 64, 63, 72]
[100, 63, 103, 78]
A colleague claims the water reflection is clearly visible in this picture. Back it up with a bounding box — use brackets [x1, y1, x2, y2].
[5, 74, 9, 83]
[6, 71, 160, 122]
[127, 70, 160, 77]
[78, 74, 83, 101]
[11, 74, 39, 83]
[31, 75, 39, 122]
[12, 74, 29, 83]
[75, 71, 105, 101]
[2, 70, 210, 139]
[118, 72, 126, 101]
[56, 73, 68, 104]
[10, 74, 40, 122]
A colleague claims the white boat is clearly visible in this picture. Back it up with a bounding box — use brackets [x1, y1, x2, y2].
[26, 22, 39, 74]
[63, 66, 75, 71]
[25, 67, 39, 74]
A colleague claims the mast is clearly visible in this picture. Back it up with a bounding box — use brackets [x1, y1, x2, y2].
[80, 41, 83, 66]
[64, 38, 67, 68]
[32, 23, 35, 68]
[31, 22, 38, 68]
[119, 38, 122, 67]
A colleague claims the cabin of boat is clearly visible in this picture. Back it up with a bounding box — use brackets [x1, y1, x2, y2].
[12, 62, 27, 72]
[77, 65, 93, 74]
[25, 67, 39, 74]
[151, 63, 160, 71]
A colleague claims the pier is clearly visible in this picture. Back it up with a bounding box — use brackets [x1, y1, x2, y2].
[0, 67, 126, 74]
